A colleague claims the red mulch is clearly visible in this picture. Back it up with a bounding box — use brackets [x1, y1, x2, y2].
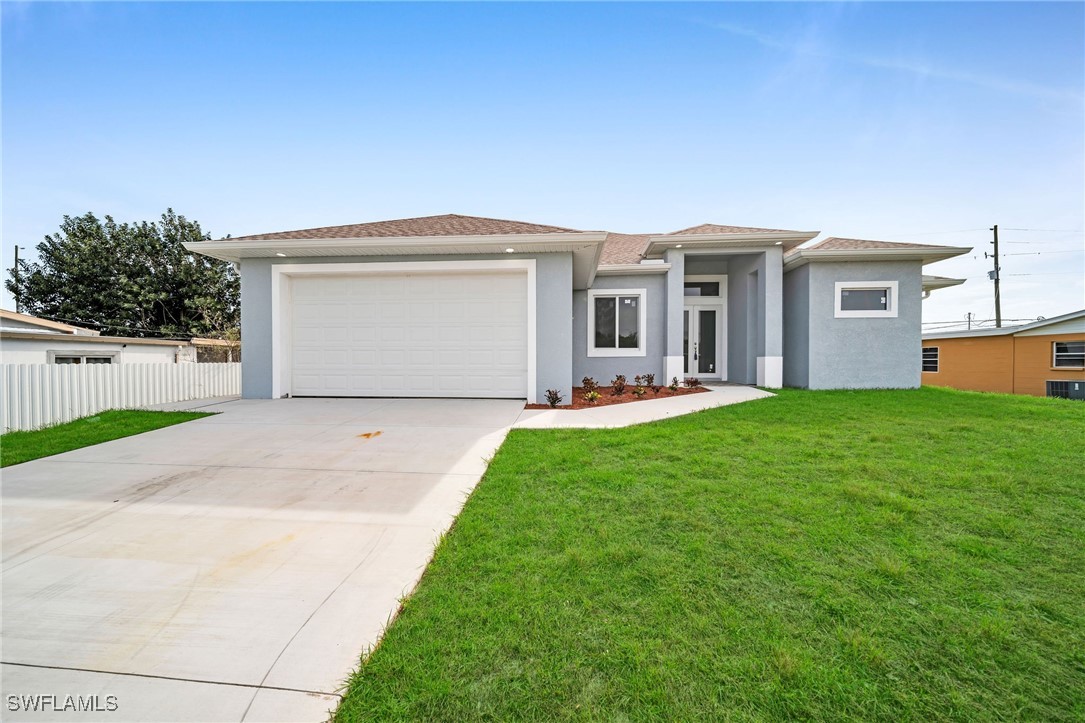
[525, 385, 709, 410]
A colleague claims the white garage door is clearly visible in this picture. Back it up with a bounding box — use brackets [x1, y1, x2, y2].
[290, 271, 528, 398]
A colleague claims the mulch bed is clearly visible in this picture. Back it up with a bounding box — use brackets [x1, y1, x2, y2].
[525, 385, 709, 410]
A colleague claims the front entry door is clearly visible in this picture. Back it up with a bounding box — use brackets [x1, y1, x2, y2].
[683, 305, 725, 379]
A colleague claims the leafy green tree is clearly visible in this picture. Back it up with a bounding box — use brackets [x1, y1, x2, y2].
[6, 209, 239, 338]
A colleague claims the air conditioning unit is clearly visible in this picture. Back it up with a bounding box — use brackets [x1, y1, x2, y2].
[1047, 380, 1085, 400]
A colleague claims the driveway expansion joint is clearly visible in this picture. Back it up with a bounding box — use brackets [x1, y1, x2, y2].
[0, 662, 340, 698]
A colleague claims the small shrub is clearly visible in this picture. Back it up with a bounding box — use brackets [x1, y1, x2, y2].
[669, 377, 680, 392]
[612, 375, 627, 396]
[683, 377, 701, 388]
[581, 377, 599, 393]
[643, 373, 655, 387]
[632, 385, 647, 398]
[633, 375, 643, 387]
[652, 385, 662, 395]
[584, 389, 601, 405]
[544, 389, 563, 408]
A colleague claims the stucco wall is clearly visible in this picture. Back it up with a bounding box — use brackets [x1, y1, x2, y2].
[804, 260, 923, 389]
[726, 254, 764, 384]
[573, 273, 666, 387]
[239, 253, 573, 401]
[0, 337, 184, 364]
[782, 265, 810, 388]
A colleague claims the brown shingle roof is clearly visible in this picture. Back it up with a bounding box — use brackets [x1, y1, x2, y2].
[600, 233, 652, 265]
[665, 223, 795, 236]
[226, 214, 581, 241]
[807, 237, 949, 251]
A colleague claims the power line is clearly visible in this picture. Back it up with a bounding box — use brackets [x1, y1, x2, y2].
[1000, 249, 1083, 256]
[9, 312, 208, 338]
[1001, 228, 1082, 233]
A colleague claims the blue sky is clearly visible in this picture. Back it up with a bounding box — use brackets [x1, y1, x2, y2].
[3, 2, 1083, 327]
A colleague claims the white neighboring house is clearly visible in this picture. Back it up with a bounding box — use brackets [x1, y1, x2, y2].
[0, 309, 196, 364]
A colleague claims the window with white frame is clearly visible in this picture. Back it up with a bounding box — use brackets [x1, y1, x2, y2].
[834, 281, 899, 318]
[587, 288, 647, 357]
[51, 354, 114, 364]
[1053, 340, 1085, 368]
[922, 346, 939, 372]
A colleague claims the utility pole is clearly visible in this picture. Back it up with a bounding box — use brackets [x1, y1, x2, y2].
[13, 245, 24, 314]
[986, 225, 1002, 328]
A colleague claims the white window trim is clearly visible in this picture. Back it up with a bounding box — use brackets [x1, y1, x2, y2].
[922, 346, 939, 373]
[587, 288, 647, 358]
[835, 280, 899, 318]
[47, 350, 118, 364]
[1052, 340, 1085, 369]
[270, 259, 537, 402]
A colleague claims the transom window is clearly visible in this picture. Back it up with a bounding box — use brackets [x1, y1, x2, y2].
[684, 281, 720, 297]
[835, 281, 899, 318]
[922, 346, 939, 372]
[587, 288, 647, 357]
[1053, 341, 1085, 368]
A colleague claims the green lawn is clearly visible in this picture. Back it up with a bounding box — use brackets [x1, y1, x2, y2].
[337, 387, 1085, 721]
[1, 410, 212, 467]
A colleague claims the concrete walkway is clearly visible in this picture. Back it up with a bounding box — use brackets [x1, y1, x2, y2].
[514, 384, 773, 428]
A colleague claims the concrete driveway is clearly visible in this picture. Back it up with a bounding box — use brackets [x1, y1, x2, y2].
[1, 398, 523, 722]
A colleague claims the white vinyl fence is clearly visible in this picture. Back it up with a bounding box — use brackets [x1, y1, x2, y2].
[1, 363, 241, 432]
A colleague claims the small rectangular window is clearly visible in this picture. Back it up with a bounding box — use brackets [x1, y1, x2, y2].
[1053, 341, 1085, 368]
[51, 354, 115, 365]
[835, 281, 898, 318]
[684, 281, 720, 297]
[922, 347, 939, 372]
[841, 288, 889, 311]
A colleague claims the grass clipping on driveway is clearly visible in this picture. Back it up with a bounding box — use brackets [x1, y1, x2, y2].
[338, 388, 1085, 721]
[1, 410, 212, 467]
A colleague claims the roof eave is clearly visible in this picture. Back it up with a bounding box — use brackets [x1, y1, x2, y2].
[595, 262, 673, 276]
[643, 231, 819, 259]
[783, 246, 972, 272]
[184, 231, 608, 262]
[922, 276, 967, 291]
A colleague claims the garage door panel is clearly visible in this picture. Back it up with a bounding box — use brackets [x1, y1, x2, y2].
[290, 271, 528, 398]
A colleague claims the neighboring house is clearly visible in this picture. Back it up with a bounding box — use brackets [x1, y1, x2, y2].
[921, 309, 1085, 399]
[0, 309, 197, 364]
[184, 214, 970, 402]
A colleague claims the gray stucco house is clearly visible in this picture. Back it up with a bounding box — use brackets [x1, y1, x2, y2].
[185, 214, 969, 402]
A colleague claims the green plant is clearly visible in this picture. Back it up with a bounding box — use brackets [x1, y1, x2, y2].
[583, 389, 601, 405]
[632, 385, 647, 398]
[581, 377, 599, 393]
[669, 376, 680, 392]
[544, 389, 563, 408]
[612, 375, 627, 395]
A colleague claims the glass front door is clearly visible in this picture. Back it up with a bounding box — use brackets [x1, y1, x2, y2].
[684, 304, 724, 379]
